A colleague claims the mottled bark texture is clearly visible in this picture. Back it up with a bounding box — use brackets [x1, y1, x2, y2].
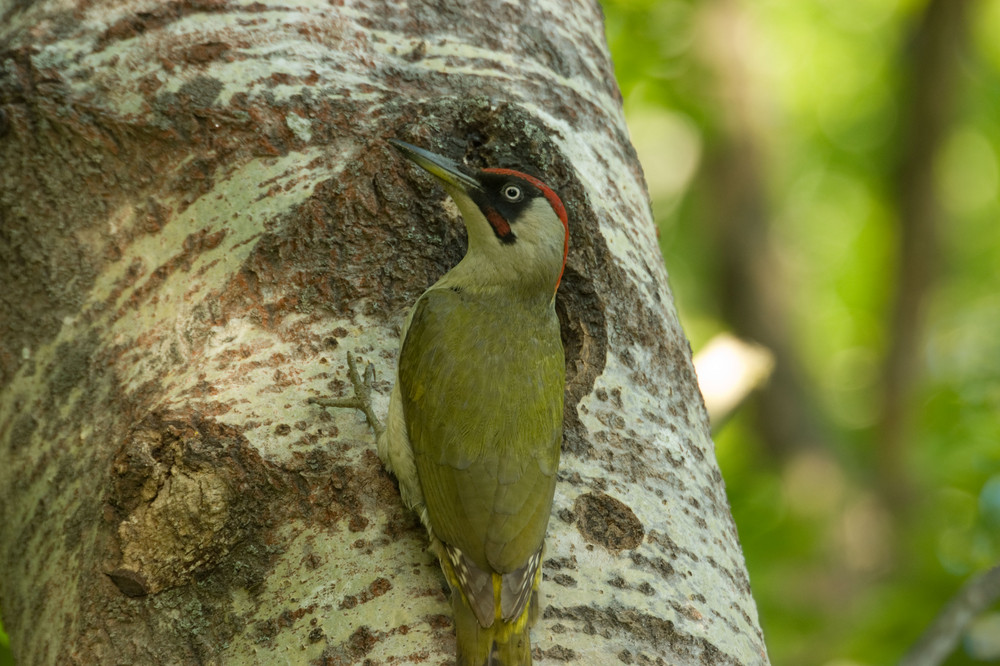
[0, 1, 767, 664]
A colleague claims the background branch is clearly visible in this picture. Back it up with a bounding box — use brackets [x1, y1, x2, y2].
[899, 565, 1000, 666]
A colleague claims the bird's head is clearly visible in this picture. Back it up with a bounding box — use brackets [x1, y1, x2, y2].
[389, 139, 569, 301]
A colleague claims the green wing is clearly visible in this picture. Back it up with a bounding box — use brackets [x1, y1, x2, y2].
[398, 287, 564, 575]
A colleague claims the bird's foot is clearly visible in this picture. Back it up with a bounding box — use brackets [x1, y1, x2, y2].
[309, 352, 385, 438]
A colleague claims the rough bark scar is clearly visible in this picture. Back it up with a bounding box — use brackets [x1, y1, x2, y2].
[103, 412, 273, 596]
[573, 491, 644, 551]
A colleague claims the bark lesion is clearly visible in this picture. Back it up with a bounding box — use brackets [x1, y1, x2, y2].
[103, 411, 277, 597]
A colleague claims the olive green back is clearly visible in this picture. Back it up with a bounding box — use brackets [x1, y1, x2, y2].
[398, 286, 564, 575]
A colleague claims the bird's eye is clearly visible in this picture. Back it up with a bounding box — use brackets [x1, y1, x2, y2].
[502, 184, 523, 202]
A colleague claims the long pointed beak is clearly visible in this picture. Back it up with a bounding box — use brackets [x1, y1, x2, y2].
[388, 139, 481, 192]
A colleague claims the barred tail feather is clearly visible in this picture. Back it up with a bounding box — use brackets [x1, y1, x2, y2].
[433, 540, 538, 665]
[452, 591, 533, 666]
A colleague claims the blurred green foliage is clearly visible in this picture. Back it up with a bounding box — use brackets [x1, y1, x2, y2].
[602, 0, 1000, 664]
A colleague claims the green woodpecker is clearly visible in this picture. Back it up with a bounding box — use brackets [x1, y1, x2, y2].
[316, 139, 569, 665]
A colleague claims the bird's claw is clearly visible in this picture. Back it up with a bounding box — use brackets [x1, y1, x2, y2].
[309, 352, 384, 437]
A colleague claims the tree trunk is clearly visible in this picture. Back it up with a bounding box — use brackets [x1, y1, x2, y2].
[0, 1, 768, 663]
[696, 0, 828, 459]
[878, 0, 971, 511]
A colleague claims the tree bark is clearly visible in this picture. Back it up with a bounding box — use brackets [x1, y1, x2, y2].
[0, 1, 768, 664]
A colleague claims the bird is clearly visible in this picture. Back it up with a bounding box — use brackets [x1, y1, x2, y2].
[312, 138, 569, 665]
